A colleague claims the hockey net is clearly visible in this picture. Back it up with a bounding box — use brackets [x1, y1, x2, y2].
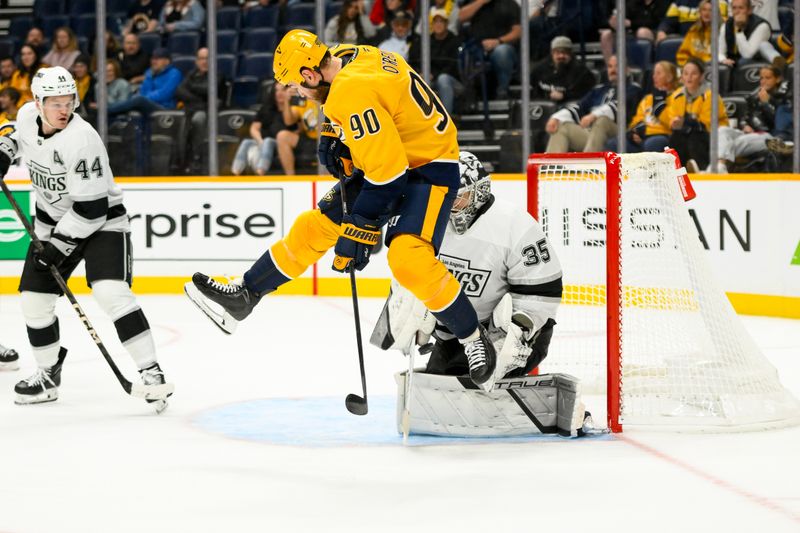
[527, 151, 800, 432]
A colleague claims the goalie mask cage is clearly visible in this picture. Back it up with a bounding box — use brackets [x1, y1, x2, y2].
[527, 151, 800, 432]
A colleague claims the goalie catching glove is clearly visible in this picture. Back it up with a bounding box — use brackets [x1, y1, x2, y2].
[34, 232, 80, 271]
[332, 214, 381, 273]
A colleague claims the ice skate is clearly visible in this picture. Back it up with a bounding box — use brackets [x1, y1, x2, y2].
[184, 272, 261, 334]
[0, 344, 19, 371]
[462, 326, 496, 390]
[140, 363, 171, 414]
[14, 347, 67, 405]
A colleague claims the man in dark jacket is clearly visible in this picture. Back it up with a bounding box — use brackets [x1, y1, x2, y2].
[119, 33, 150, 85]
[408, 9, 462, 114]
[530, 36, 596, 103]
[545, 54, 642, 152]
[175, 47, 225, 172]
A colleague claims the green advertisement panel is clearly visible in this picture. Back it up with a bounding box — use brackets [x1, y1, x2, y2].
[0, 191, 31, 260]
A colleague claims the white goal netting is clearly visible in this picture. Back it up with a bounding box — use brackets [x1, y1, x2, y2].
[530, 152, 800, 430]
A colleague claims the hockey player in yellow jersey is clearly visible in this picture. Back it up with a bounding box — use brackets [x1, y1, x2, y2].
[186, 29, 498, 389]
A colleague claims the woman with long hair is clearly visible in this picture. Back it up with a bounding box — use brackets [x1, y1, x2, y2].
[43, 27, 81, 70]
[324, 0, 376, 45]
[676, 0, 718, 67]
[11, 44, 47, 104]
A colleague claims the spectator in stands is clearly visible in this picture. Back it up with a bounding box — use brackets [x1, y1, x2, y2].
[232, 83, 288, 176]
[656, 0, 729, 43]
[715, 63, 789, 172]
[545, 55, 642, 153]
[25, 27, 46, 55]
[676, 0, 717, 66]
[378, 11, 416, 60]
[609, 60, 679, 152]
[11, 44, 46, 104]
[370, 0, 416, 28]
[71, 54, 96, 117]
[663, 57, 729, 172]
[751, 0, 779, 32]
[600, 0, 670, 63]
[108, 47, 182, 115]
[0, 57, 15, 91]
[416, 0, 460, 35]
[324, 0, 377, 46]
[43, 27, 81, 70]
[720, 0, 772, 67]
[0, 87, 22, 125]
[459, 0, 522, 100]
[120, 33, 150, 85]
[158, 0, 205, 34]
[408, 8, 463, 115]
[92, 31, 122, 72]
[530, 36, 596, 103]
[529, 0, 559, 61]
[91, 60, 132, 108]
[124, 0, 164, 35]
[276, 87, 319, 175]
[175, 47, 224, 173]
[758, 13, 793, 66]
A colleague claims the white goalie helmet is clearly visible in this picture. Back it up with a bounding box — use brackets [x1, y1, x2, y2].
[31, 66, 80, 111]
[450, 151, 492, 234]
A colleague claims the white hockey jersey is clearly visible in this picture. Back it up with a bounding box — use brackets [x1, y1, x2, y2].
[10, 102, 129, 241]
[436, 197, 563, 338]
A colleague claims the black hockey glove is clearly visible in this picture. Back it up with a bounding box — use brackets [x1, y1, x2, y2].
[0, 134, 17, 177]
[318, 123, 355, 179]
[34, 233, 79, 271]
[333, 214, 380, 273]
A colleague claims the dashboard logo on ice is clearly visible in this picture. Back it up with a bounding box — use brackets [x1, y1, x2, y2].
[439, 254, 491, 298]
[0, 191, 31, 260]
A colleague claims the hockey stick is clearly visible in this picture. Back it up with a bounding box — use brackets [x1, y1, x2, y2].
[337, 167, 368, 416]
[0, 178, 173, 401]
[401, 341, 415, 443]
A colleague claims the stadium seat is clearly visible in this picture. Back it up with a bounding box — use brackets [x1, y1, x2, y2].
[34, 0, 65, 17]
[231, 77, 261, 108]
[137, 32, 162, 56]
[731, 62, 767, 94]
[703, 63, 731, 94]
[238, 52, 273, 78]
[722, 96, 747, 129]
[0, 37, 16, 58]
[217, 109, 257, 175]
[655, 36, 683, 63]
[243, 6, 279, 29]
[108, 112, 144, 175]
[71, 14, 96, 39]
[76, 35, 89, 54]
[217, 6, 242, 30]
[217, 30, 239, 55]
[9, 17, 35, 40]
[149, 110, 187, 175]
[107, 0, 130, 14]
[626, 38, 653, 71]
[69, 0, 95, 15]
[41, 15, 70, 38]
[171, 55, 196, 77]
[241, 28, 277, 54]
[285, 4, 315, 28]
[217, 54, 237, 81]
[168, 31, 201, 57]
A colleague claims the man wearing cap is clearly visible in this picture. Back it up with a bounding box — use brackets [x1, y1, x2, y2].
[408, 8, 463, 114]
[458, 0, 521, 99]
[530, 35, 596, 103]
[377, 10, 417, 60]
[107, 47, 183, 115]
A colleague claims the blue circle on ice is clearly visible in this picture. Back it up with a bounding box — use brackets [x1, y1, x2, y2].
[191, 395, 568, 447]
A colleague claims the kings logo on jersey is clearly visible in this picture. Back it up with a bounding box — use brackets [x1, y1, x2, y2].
[27, 159, 67, 205]
[438, 254, 491, 298]
[0, 190, 31, 260]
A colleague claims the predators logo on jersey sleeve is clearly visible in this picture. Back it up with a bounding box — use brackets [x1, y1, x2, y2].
[0, 122, 15, 138]
[323, 46, 459, 186]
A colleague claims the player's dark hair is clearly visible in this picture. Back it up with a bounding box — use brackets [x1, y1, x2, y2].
[684, 57, 706, 75]
[18, 44, 44, 78]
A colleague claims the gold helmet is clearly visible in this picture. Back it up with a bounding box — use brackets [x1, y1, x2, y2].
[273, 29, 328, 86]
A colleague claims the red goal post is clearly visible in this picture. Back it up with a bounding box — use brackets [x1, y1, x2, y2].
[526, 151, 800, 433]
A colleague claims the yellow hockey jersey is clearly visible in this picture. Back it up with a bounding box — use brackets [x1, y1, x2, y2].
[322, 45, 459, 186]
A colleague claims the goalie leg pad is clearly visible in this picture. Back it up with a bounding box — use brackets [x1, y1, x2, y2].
[395, 371, 587, 438]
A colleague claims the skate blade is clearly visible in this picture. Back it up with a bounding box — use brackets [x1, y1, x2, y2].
[131, 381, 175, 401]
[184, 282, 238, 334]
[15, 389, 58, 405]
[0, 361, 20, 371]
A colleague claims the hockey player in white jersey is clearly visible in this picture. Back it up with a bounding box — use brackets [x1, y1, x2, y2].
[0, 66, 172, 410]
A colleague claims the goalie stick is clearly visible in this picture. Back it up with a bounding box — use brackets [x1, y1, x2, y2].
[0, 178, 174, 402]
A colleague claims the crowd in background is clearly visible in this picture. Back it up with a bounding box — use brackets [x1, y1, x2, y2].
[0, 0, 796, 174]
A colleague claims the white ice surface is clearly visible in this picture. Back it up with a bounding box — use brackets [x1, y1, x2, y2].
[0, 294, 799, 533]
